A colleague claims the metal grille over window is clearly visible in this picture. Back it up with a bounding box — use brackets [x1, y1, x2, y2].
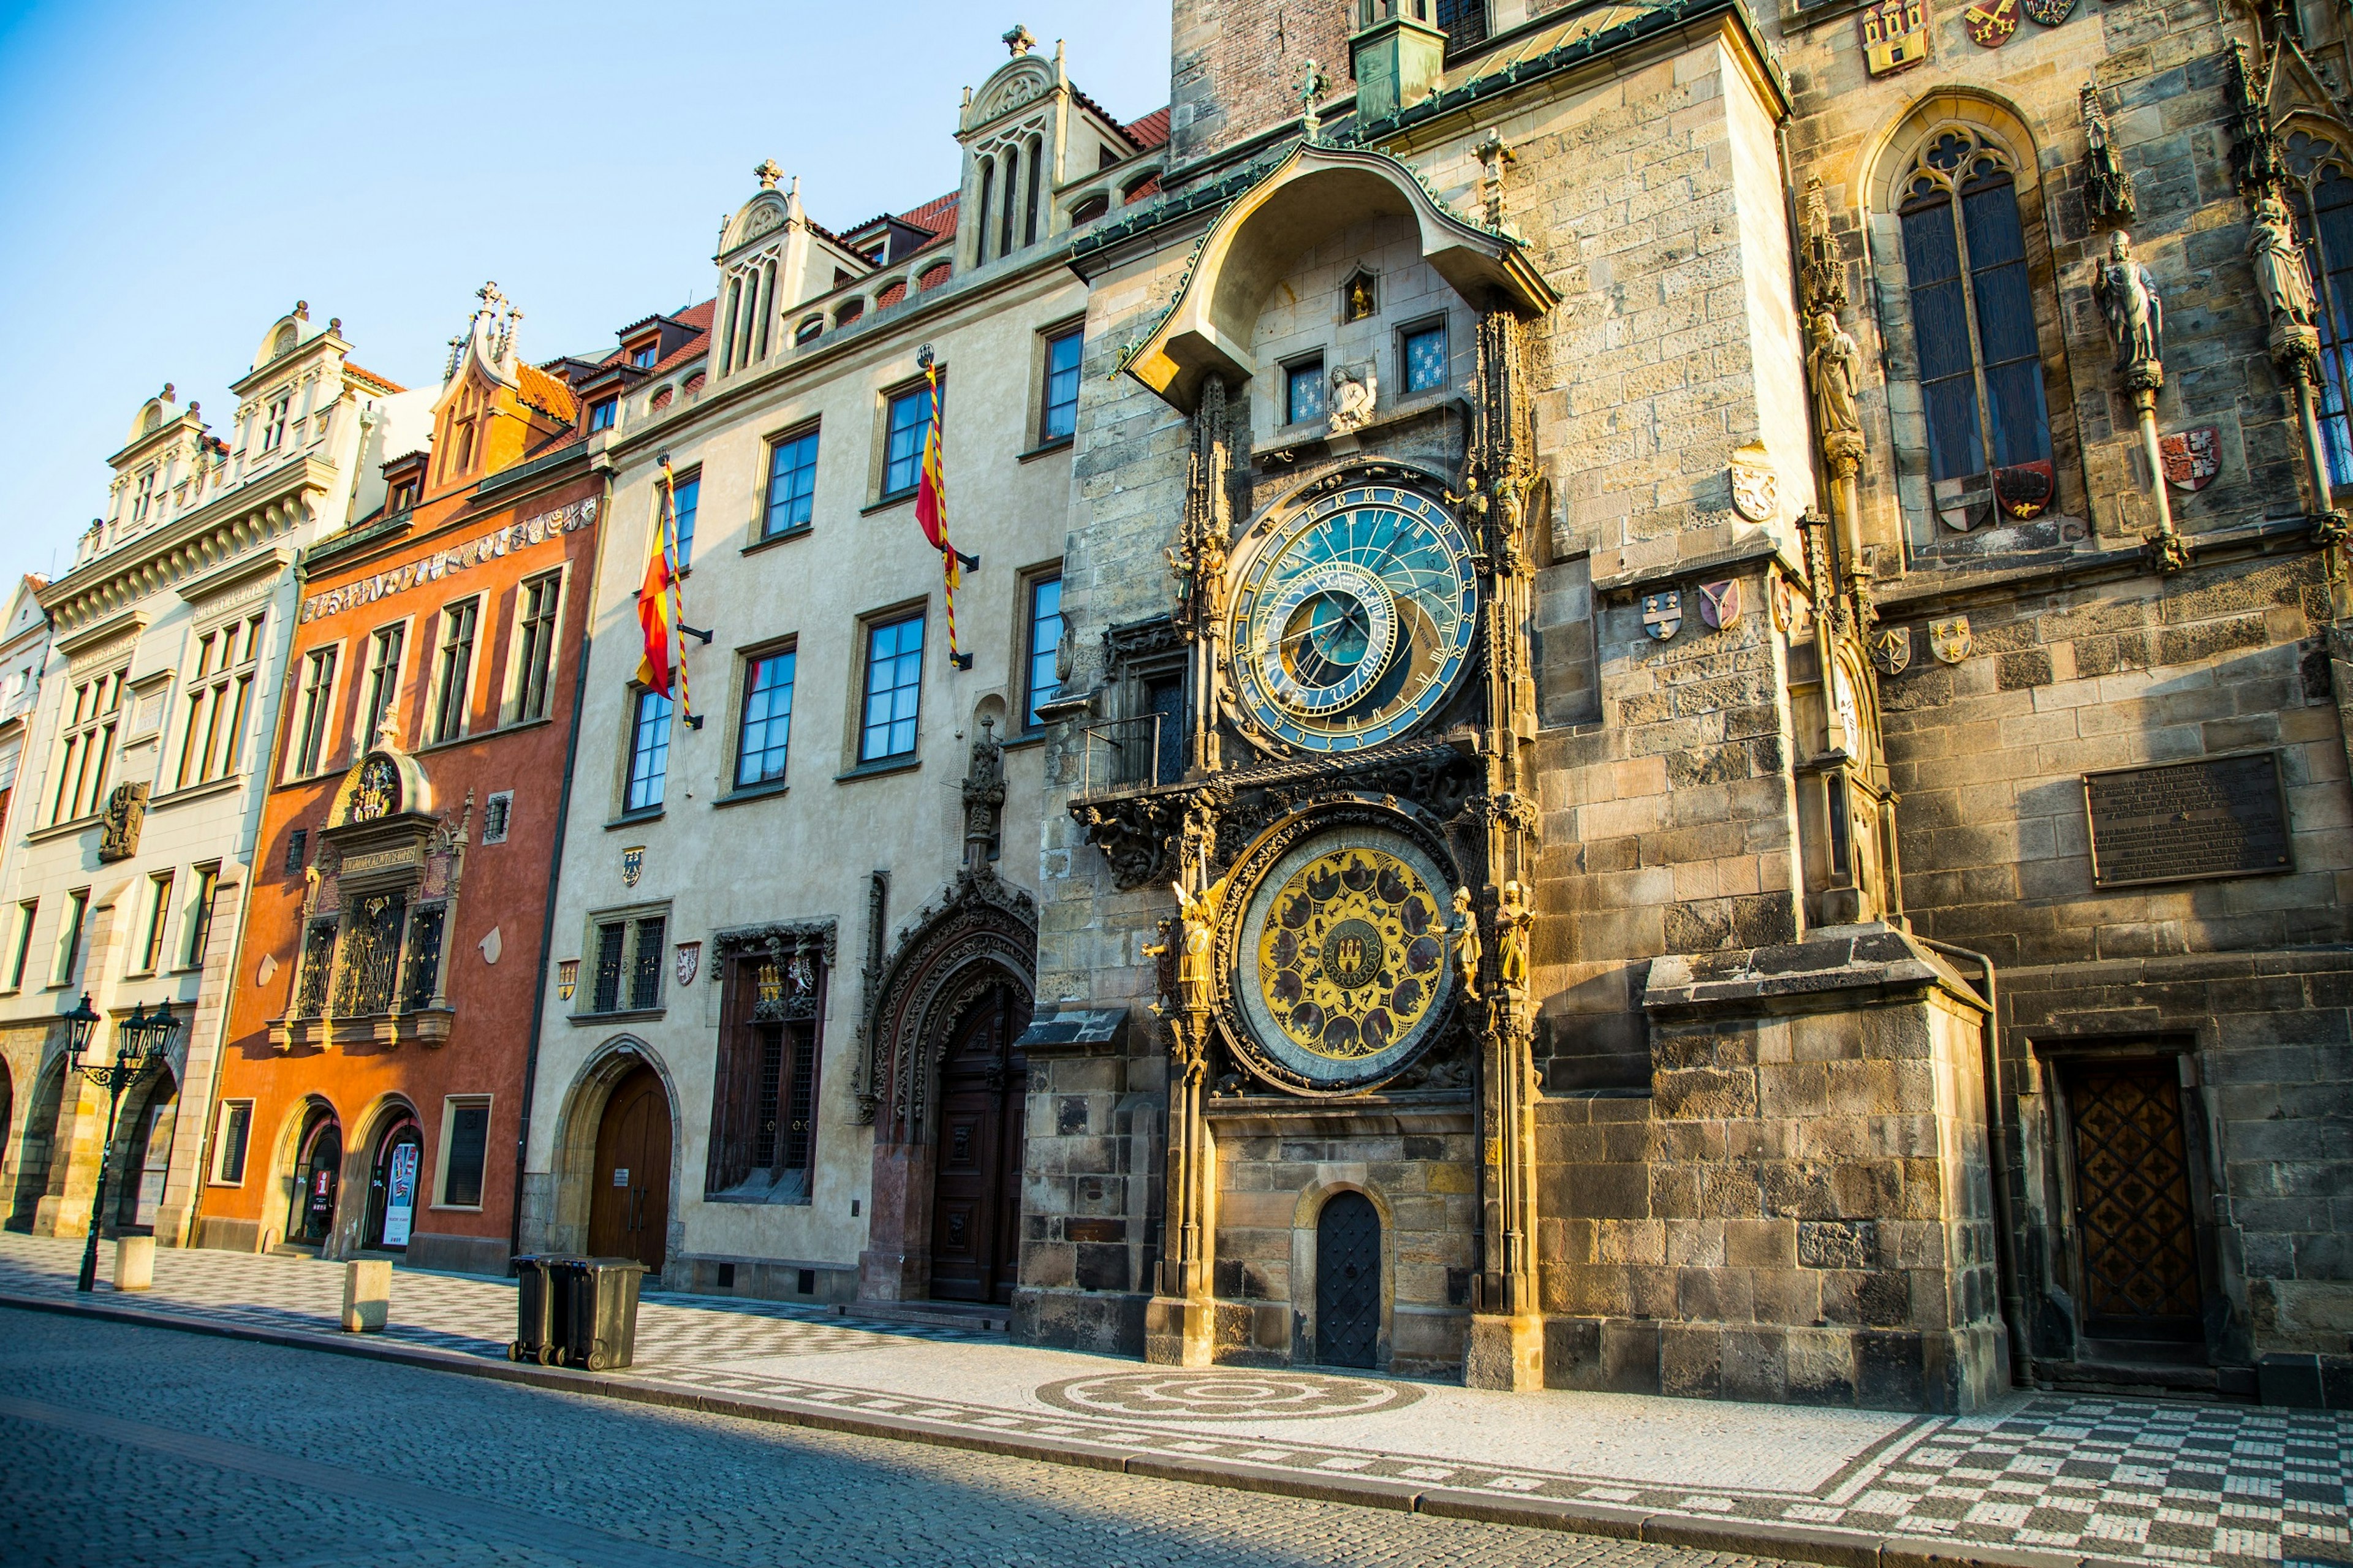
[401, 904, 447, 1011]
[591, 922, 626, 1013]
[707, 923, 832, 1200]
[294, 920, 336, 1018]
[630, 916, 667, 1010]
[334, 893, 407, 1016]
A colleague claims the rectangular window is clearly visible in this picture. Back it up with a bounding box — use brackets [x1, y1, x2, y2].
[707, 953, 827, 1199]
[262, 396, 290, 452]
[624, 688, 672, 812]
[1286, 356, 1327, 426]
[290, 646, 338, 776]
[1401, 322, 1448, 395]
[140, 872, 174, 974]
[439, 1100, 491, 1208]
[860, 615, 924, 762]
[588, 398, 617, 432]
[212, 1100, 252, 1184]
[591, 921, 627, 1012]
[630, 915, 666, 1010]
[362, 624, 404, 751]
[285, 828, 308, 873]
[735, 650, 796, 789]
[512, 574, 561, 723]
[630, 343, 657, 369]
[53, 888, 88, 986]
[763, 428, 819, 537]
[184, 866, 219, 969]
[6, 900, 35, 990]
[428, 599, 479, 744]
[1024, 574, 1063, 729]
[482, 792, 512, 844]
[670, 475, 699, 570]
[882, 384, 935, 498]
[1040, 328, 1082, 443]
[49, 669, 126, 824]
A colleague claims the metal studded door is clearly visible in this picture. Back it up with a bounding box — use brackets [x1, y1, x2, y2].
[1315, 1191, 1382, 1368]
[2065, 1061, 2202, 1344]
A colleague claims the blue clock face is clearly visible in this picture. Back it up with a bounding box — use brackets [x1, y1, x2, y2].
[1229, 485, 1477, 754]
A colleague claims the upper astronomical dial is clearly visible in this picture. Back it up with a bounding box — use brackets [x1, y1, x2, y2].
[1229, 485, 1477, 754]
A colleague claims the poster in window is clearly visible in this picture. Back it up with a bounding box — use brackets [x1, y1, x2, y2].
[384, 1141, 419, 1248]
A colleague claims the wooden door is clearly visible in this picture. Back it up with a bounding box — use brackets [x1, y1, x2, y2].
[589, 1065, 672, 1271]
[2066, 1061, 2202, 1345]
[928, 987, 1029, 1304]
[1316, 1191, 1381, 1368]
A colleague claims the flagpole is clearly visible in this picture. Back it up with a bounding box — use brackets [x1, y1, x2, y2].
[915, 344, 976, 672]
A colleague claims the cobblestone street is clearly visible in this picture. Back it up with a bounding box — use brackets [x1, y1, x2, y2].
[0, 1235, 2344, 1568]
[2, 1309, 1786, 1568]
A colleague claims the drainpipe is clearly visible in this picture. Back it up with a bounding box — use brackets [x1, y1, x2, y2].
[1918, 935, 2030, 1390]
[507, 464, 615, 1268]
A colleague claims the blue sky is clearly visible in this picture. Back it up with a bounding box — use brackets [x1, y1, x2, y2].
[0, 1, 1172, 592]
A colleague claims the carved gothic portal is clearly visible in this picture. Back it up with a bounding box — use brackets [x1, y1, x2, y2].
[857, 866, 1037, 1304]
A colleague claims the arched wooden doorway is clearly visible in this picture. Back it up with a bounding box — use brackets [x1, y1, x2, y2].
[363, 1112, 423, 1251]
[928, 983, 1031, 1304]
[290, 1108, 343, 1248]
[589, 1064, 671, 1271]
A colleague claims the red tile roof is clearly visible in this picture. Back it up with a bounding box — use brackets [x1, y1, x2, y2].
[1124, 106, 1172, 151]
[898, 191, 961, 234]
[515, 362, 579, 423]
[343, 362, 406, 395]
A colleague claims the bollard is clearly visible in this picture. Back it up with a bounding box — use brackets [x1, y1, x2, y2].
[113, 1232, 155, 1292]
[341, 1258, 391, 1332]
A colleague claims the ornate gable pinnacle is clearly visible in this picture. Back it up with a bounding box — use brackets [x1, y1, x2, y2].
[1002, 22, 1035, 55]
[2080, 85, 2138, 225]
[754, 158, 783, 191]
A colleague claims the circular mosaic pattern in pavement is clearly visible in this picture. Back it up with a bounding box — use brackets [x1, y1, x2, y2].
[1034, 1369, 1424, 1421]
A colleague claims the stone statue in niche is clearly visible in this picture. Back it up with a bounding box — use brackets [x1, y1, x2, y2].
[2092, 230, 2164, 373]
[1449, 886, 1482, 1002]
[97, 781, 149, 863]
[1344, 272, 1377, 322]
[1805, 310, 1863, 448]
[1496, 879, 1532, 992]
[2249, 192, 2317, 330]
[1327, 362, 1376, 434]
[1159, 874, 1230, 1015]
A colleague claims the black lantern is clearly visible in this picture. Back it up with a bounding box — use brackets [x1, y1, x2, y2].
[67, 998, 177, 1292]
[62, 993, 101, 1067]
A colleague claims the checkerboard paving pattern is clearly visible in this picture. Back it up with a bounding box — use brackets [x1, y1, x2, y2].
[1, 1233, 2341, 1568]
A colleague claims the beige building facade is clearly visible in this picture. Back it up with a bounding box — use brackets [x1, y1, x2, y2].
[0, 309, 430, 1254]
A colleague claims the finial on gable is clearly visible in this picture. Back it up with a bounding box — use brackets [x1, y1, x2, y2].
[295, 300, 309, 319]
[754, 157, 783, 191]
[1003, 22, 1036, 55]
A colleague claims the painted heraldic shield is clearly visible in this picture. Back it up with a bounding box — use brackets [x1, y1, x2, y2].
[1642, 591, 1683, 641]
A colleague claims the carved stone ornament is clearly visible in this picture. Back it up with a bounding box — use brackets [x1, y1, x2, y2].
[1642, 591, 1683, 641]
[1697, 580, 1743, 632]
[1871, 625, 1914, 676]
[1729, 443, 1778, 522]
[1327, 362, 1377, 435]
[2023, 0, 2076, 25]
[2092, 230, 2164, 374]
[1858, 0, 1927, 76]
[2080, 86, 2136, 224]
[1929, 615, 1974, 664]
[2160, 426, 2222, 492]
[674, 941, 702, 988]
[865, 865, 1035, 1135]
[96, 781, 149, 863]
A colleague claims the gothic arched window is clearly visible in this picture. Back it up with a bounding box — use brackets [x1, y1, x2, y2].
[1896, 127, 2053, 516]
[2282, 131, 2353, 483]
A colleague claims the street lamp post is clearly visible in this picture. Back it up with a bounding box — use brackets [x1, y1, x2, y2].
[65, 996, 180, 1293]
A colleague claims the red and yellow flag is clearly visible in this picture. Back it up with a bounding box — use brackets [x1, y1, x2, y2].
[634, 461, 691, 715]
[913, 355, 976, 671]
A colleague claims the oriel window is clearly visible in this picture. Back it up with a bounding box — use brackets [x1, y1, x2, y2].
[764, 428, 819, 537]
[1896, 130, 2052, 494]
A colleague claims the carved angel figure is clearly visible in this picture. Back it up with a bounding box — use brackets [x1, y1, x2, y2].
[2091, 230, 2164, 371]
[1804, 310, 1863, 441]
[1166, 874, 1229, 1013]
[2249, 192, 2317, 330]
[1449, 886, 1482, 1002]
[1496, 879, 1533, 991]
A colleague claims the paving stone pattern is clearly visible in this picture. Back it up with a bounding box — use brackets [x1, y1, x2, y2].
[0, 1235, 2344, 1568]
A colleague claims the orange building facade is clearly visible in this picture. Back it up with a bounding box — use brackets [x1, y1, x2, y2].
[196, 287, 612, 1273]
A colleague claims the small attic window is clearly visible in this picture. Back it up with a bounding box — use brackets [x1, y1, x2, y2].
[142, 403, 163, 435]
[795, 316, 824, 345]
[1100, 145, 1120, 170]
[630, 342, 658, 368]
[273, 323, 299, 358]
[1070, 194, 1110, 226]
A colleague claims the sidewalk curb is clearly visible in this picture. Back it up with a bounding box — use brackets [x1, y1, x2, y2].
[0, 1291, 2126, 1568]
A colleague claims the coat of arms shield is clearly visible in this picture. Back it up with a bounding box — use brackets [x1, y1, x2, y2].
[1871, 626, 1914, 676]
[1697, 580, 1743, 632]
[2159, 426, 2221, 491]
[1929, 615, 1974, 664]
[674, 941, 701, 988]
[621, 845, 645, 888]
[1642, 591, 1683, 641]
[1964, 0, 2019, 44]
[1729, 444, 1778, 523]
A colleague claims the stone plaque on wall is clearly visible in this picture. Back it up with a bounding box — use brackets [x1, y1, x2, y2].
[2084, 752, 2292, 888]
